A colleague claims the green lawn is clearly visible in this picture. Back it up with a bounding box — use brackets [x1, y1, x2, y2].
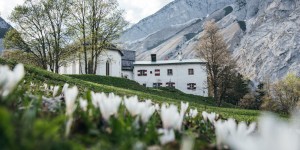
[0, 58, 261, 122]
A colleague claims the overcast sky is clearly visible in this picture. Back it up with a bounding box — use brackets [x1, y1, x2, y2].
[0, 0, 173, 24]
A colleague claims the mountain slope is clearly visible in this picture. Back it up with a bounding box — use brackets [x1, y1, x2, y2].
[0, 17, 11, 53]
[118, 0, 300, 82]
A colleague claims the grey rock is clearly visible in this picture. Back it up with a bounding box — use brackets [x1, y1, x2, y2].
[118, 0, 300, 82]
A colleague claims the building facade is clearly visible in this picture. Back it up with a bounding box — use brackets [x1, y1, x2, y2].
[133, 55, 208, 96]
[58, 48, 123, 77]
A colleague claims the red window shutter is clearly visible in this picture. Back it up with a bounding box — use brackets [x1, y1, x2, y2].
[155, 69, 160, 76]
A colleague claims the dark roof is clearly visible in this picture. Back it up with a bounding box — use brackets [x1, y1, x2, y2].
[121, 50, 136, 71]
[134, 59, 206, 66]
[121, 50, 136, 61]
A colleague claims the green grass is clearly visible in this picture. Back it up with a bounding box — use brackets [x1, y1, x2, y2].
[0, 58, 261, 122]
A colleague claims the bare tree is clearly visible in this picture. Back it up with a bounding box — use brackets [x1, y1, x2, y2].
[197, 20, 235, 106]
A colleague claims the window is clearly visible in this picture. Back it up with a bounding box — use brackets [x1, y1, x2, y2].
[155, 69, 160, 76]
[166, 82, 175, 88]
[143, 84, 147, 87]
[188, 69, 194, 75]
[153, 83, 162, 88]
[137, 70, 147, 76]
[187, 83, 196, 90]
[167, 69, 173, 76]
[106, 61, 110, 76]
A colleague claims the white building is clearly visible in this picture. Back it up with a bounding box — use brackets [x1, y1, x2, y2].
[59, 48, 123, 77]
[133, 54, 208, 96]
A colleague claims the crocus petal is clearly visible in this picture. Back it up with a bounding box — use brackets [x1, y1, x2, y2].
[64, 86, 78, 117]
[53, 86, 60, 97]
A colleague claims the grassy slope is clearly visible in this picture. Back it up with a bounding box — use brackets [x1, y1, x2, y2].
[0, 58, 260, 122]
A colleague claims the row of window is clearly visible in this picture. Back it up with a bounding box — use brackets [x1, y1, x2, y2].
[147, 82, 197, 90]
[137, 69, 194, 76]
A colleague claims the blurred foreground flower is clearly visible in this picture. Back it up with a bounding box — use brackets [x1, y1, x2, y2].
[64, 85, 78, 137]
[0, 64, 25, 97]
[92, 92, 121, 121]
[188, 108, 198, 118]
[52, 86, 60, 97]
[124, 96, 156, 123]
[161, 102, 188, 130]
[177, 102, 189, 130]
[202, 111, 219, 124]
[79, 98, 88, 112]
[214, 118, 256, 149]
[161, 104, 181, 129]
[224, 113, 300, 150]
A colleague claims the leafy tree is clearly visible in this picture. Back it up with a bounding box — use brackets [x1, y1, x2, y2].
[68, 0, 128, 74]
[1, 50, 42, 67]
[8, 1, 50, 70]
[261, 74, 300, 113]
[224, 73, 249, 105]
[42, 0, 72, 73]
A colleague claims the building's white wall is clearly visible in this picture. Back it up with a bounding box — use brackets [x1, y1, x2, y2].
[59, 50, 122, 77]
[133, 64, 208, 96]
[58, 60, 80, 75]
[96, 50, 122, 77]
[122, 70, 134, 80]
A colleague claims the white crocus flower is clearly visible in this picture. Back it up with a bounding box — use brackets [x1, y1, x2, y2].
[43, 83, 48, 91]
[158, 128, 175, 145]
[30, 82, 35, 87]
[141, 105, 156, 124]
[214, 118, 237, 148]
[52, 86, 60, 97]
[180, 102, 189, 114]
[61, 83, 69, 95]
[124, 96, 156, 123]
[0, 64, 25, 97]
[79, 98, 88, 112]
[160, 104, 181, 129]
[90, 91, 99, 108]
[176, 102, 189, 130]
[188, 109, 198, 118]
[64, 86, 78, 117]
[202, 111, 219, 124]
[214, 118, 256, 149]
[220, 113, 300, 150]
[92, 92, 121, 121]
[124, 96, 143, 116]
[64, 86, 78, 137]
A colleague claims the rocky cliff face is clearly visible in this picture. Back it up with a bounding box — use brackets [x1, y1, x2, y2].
[0, 17, 11, 53]
[118, 0, 300, 82]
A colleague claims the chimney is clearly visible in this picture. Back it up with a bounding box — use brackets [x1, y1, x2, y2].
[151, 54, 157, 62]
[178, 52, 183, 61]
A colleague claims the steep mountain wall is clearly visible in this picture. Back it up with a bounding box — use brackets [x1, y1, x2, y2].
[0, 17, 11, 53]
[118, 0, 300, 82]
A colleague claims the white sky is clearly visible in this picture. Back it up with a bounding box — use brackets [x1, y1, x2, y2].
[0, 0, 173, 24]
